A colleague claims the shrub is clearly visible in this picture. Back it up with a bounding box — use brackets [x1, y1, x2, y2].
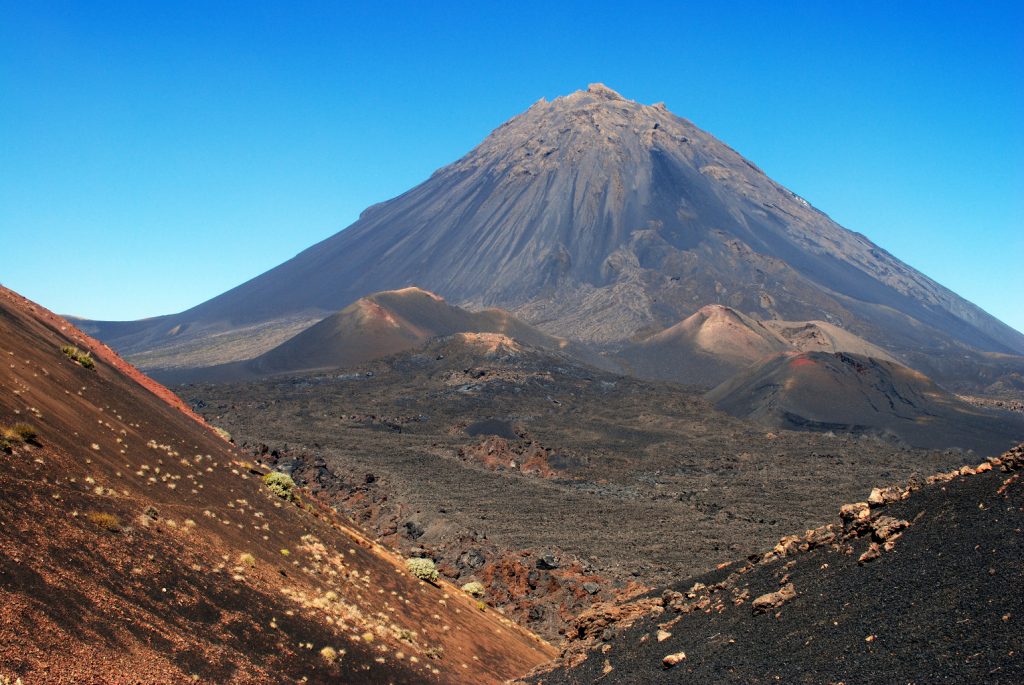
[319, 646, 338, 664]
[9, 423, 37, 442]
[87, 511, 122, 532]
[461, 581, 485, 597]
[1, 423, 38, 451]
[263, 471, 296, 501]
[239, 552, 256, 566]
[406, 557, 439, 583]
[61, 345, 95, 369]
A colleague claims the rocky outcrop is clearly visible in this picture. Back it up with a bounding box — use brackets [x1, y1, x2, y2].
[529, 446, 1024, 677]
[752, 583, 798, 614]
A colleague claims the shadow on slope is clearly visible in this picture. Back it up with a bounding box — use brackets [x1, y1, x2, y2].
[707, 351, 1024, 454]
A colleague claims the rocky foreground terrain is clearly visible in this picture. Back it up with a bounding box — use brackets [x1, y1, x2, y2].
[2, 281, 1022, 683]
[525, 445, 1024, 684]
[0, 286, 554, 683]
[181, 332, 1009, 643]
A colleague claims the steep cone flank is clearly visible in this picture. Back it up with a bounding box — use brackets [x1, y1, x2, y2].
[84, 84, 1024, 377]
[0, 285, 555, 682]
[253, 287, 564, 373]
[153, 287, 579, 382]
[616, 304, 900, 387]
[707, 351, 1024, 453]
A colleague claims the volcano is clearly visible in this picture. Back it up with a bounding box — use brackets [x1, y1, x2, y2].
[83, 84, 1024, 384]
[707, 351, 1024, 453]
[153, 287, 579, 383]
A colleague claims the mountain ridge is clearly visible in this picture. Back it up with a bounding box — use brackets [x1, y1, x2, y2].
[80, 84, 1024, 381]
[152, 287, 583, 383]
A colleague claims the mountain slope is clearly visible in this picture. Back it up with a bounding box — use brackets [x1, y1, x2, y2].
[82, 84, 1024, 378]
[707, 351, 1024, 453]
[153, 287, 588, 383]
[618, 305, 901, 387]
[525, 447, 1024, 684]
[0, 286, 555, 683]
[617, 305, 789, 387]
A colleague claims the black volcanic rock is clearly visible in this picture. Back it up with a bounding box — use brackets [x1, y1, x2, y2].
[84, 84, 1024, 377]
[527, 449, 1024, 684]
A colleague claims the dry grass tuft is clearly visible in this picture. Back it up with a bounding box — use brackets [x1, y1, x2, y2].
[1, 422, 38, 451]
[87, 511, 122, 532]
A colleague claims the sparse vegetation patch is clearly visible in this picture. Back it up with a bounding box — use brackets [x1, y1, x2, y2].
[406, 557, 439, 583]
[87, 511, 122, 532]
[1, 422, 38, 452]
[263, 471, 297, 501]
[61, 344, 95, 369]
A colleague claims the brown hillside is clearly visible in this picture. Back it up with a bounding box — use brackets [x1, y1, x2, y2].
[617, 305, 901, 388]
[618, 305, 790, 386]
[0, 286, 554, 684]
[707, 350, 1024, 453]
[155, 287, 581, 383]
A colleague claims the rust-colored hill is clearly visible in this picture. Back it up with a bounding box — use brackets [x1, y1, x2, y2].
[151, 288, 610, 384]
[0, 286, 555, 684]
[254, 287, 566, 372]
[617, 305, 900, 388]
[618, 305, 791, 386]
[155, 287, 580, 383]
[707, 350, 1024, 453]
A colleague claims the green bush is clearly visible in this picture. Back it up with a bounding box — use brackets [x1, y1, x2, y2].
[406, 557, 439, 583]
[461, 581, 485, 597]
[61, 344, 95, 369]
[263, 471, 297, 500]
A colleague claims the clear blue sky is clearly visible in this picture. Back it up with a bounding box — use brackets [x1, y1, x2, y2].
[1, 1, 1021, 332]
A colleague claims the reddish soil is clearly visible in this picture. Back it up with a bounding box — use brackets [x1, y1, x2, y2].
[0, 286, 555, 684]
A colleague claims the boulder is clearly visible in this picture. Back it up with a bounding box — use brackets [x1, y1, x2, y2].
[871, 516, 909, 542]
[752, 583, 797, 614]
[537, 553, 560, 570]
[858, 542, 882, 564]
